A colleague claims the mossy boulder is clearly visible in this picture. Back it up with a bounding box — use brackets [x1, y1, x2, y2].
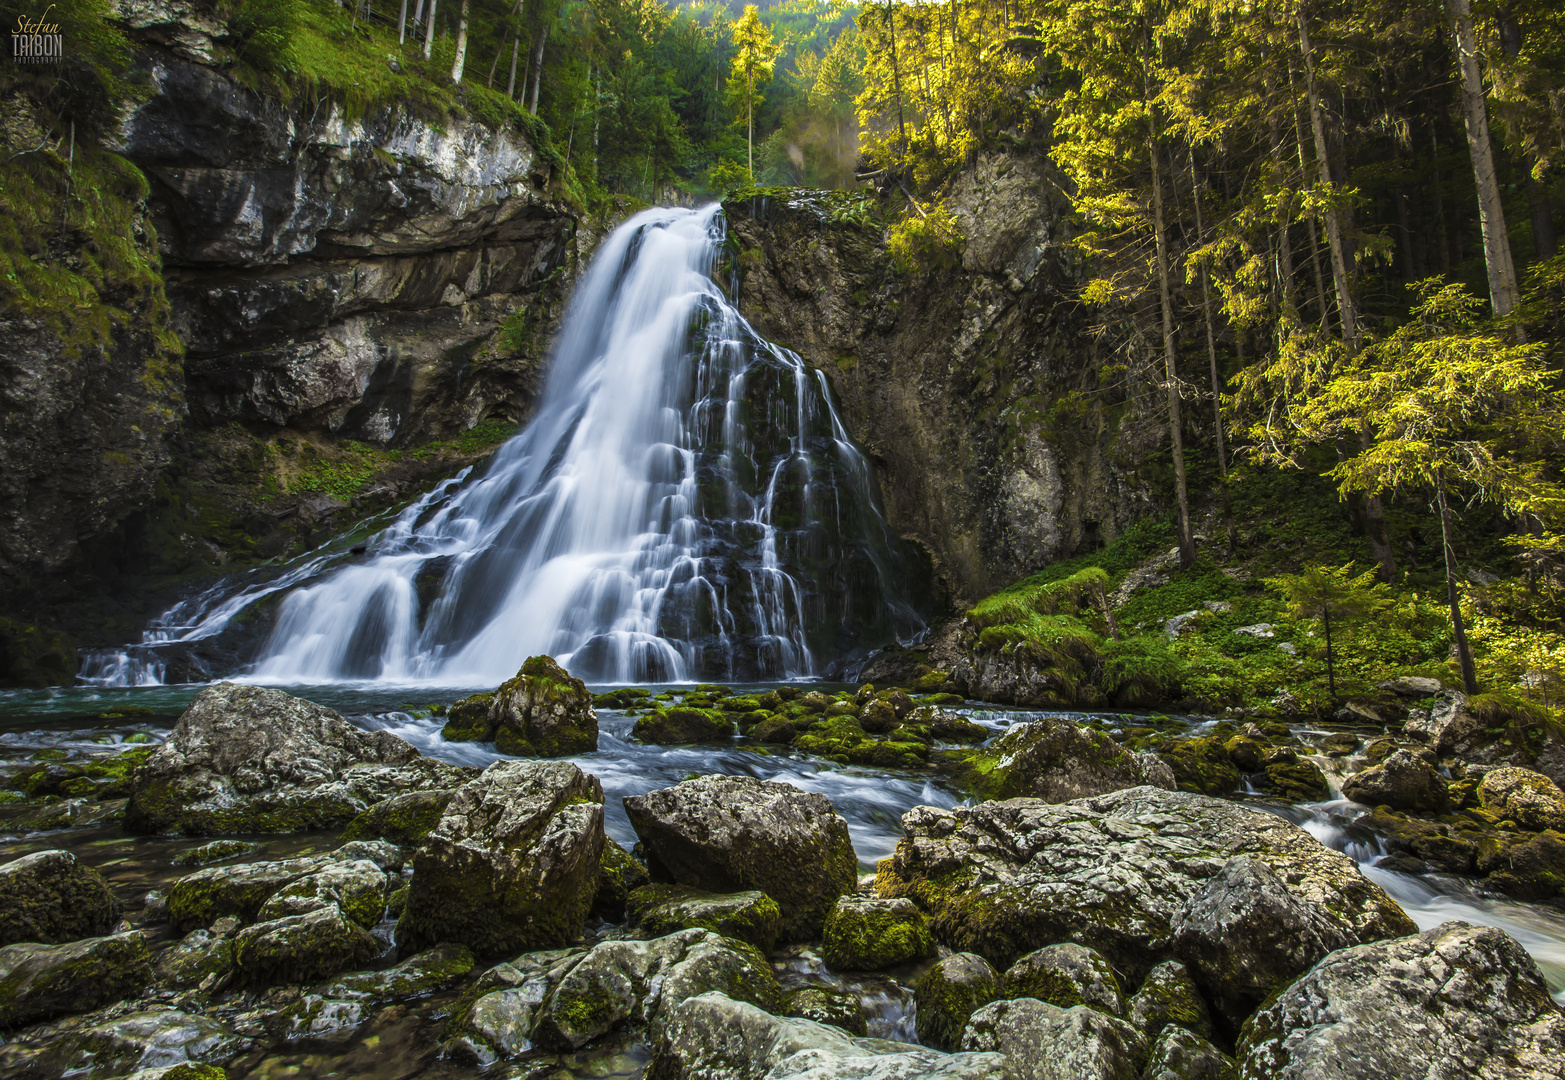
[1002, 942, 1123, 1017]
[126, 682, 470, 835]
[749, 715, 798, 743]
[340, 788, 458, 845]
[1127, 960, 1213, 1042]
[1476, 829, 1565, 901]
[632, 707, 735, 745]
[1342, 749, 1450, 813]
[14, 1008, 244, 1076]
[0, 849, 121, 946]
[1161, 737, 1241, 797]
[1358, 809, 1477, 875]
[0, 932, 153, 1027]
[1477, 767, 1565, 832]
[595, 688, 652, 709]
[960, 997, 1146, 1079]
[624, 774, 858, 942]
[231, 906, 381, 987]
[875, 788, 1415, 980]
[782, 985, 868, 1035]
[153, 928, 236, 992]
[167, 855, 335, 931]
[822, 895, 936, 970]
[914, 951, 1003, 1051]
[1224, 736, 1263, 773]
[1171, 855, 1354, 1028]
[913, 705, 989, 744]
[1144, 1027, 1237, 1080]
[627, 884, 781, 953]
[594, 837, 651, 921]
[396, 760, 605, 959]
[951, 717, 1175, 802]
[280, 942, 476, 1038]
[859, 699, 899, 733]
[171, 840, 260, 867]
[530, 929, 782, 1052]
[443, 655, 599, 756]
[254, 858, 389, 928]
[1257, 759, 1330, 802]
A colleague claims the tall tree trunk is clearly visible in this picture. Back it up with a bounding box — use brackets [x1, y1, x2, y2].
[450, 0, 470, 83]
[887, 2, 906, 159]
[528, 22, 547, 115]
[422, 0, 438, 60]
[1265, 77, 1299, 318]
[1324, 604, 1337, 704]
[747, 69, 754, 175]
[507, 35, 520, 97]
[1446, 0, 1520, 315]
[1188, 150, 1236, 551]
[1288, 62, 1332, 329]
[411, 0, 425, 40]
[1297, 13, 1357, 345]
[398, 0, 409, 45]
[1149, 120, 1196, 568]
[1436, 480, 1480, 695]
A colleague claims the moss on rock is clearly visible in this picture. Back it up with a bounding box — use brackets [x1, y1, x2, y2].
[914, 951, 1003, 1051]
[627, 885, 781, 953]
[783, 985, 868, 1035]
[633, 707, 735, 745]
[821, 895, 935, 970]
[594, 838, 651, 921]
[1161, 737, 1241, 797]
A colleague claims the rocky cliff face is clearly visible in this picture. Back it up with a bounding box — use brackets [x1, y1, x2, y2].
[113, 53, 576, 447]
[725, 156, 1165, 607]
[0, 22, 584, 676]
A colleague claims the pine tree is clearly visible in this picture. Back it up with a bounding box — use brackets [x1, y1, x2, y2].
[730, 4, 782, 177]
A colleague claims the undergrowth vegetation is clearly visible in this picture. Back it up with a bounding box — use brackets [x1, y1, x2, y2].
[965, 468, 1565, 721]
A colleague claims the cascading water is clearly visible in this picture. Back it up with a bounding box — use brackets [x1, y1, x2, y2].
[88, 205, 923, 686]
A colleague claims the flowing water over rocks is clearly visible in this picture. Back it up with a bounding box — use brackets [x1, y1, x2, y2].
[85, 205, 923, 689]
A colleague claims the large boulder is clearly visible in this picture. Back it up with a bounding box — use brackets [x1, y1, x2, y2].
[1170, 856, 1352, 1029]
[916, 952, 1005, 1051]
[649, 990, 1016, 1080]
[0, 1007, 246, 1077]
[594, 837, 652, 922]
[396, 759, 605, 958]
[823, 895, 936, 971]
[1143, 1027, 1236, 1080]
[154, 929, 236, 992]
[0, 932, 153, 1027]
[624, 775, 858, 941]
[441, 655, 598, 756]
[339, 788, 458, 845]
[126, 683, 471, 834]
[447, 929, 779, 1060]
[953, 719, 1175, 802]
[1238, 922, 1565, 1079]
[632, 707, 736, 745]
[1002, 943, 1123, 1017]
[1126, 961, 1212, 1043]
[254, 858, 389, 927]
[0, 849, 121, 946]
[960, 997, 1145, 1080]
[875, 787, 1415, 978]
[166, 846, 390, 931]
[231, 906, 381, 986]
[1478, 767, 1565, 832]
[627, 885, 781, 953]
[1340, 749, 1450, 812]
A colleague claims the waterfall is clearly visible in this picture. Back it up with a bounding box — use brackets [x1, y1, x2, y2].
[89, 205, 923, 686]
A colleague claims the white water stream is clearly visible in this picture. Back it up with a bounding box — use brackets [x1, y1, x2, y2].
[84, 206, 919, 687]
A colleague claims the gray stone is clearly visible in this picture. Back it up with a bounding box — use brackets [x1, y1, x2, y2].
[1170, 856, 1352, 1028]
[1478, 767, 1565, 832]
[876, 788, 1415, 979]
[153, 929, 235, 991]
[1126, 961, 1212, 1043]
[1003, 943, 1123, 1017]
[954, 719, 1176, 802]
[785, 986, 869, 1036]
[442, 655, 598, 756]
[649, 990, 1016, 1080]
[281, 942, 475, 1037]
[961, 997, 1145, 1080]
[231, 906, 380, 987]
[1379, 675, 1443, 697]
[628, 884, 781, 953]
[625, 774, 858, 941]
[1341, 749, 1451, 812]
[0, 932, 153, 1027]
[125, 683, 471, 835]
[0, 849, 121, 946]
[166, 854, 335, 930]
[255, 858, 389, 928]
[916, 952, 1005, 1051]
[339, 788, 457, 846]
[396, 759, 605, 959]
[1238, 922, 1565, 1080]
[16, 1008, 246, 1077]
[1141, 1027, 1235, 1080]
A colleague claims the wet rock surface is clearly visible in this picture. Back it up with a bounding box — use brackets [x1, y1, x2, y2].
[126, 683, 470, 834]
[959, 996, 1145, 1080]
[395, 759, 605, 958]
[624, 775, 859, 941]
[875, 787, 1415, 976]
[442, 655, 599, 756]
[0, 932, 153, 1027]
[951, 718, 1175, 802]
[1237, 922, 1565, 1080]
[0, 849, 121, 946]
